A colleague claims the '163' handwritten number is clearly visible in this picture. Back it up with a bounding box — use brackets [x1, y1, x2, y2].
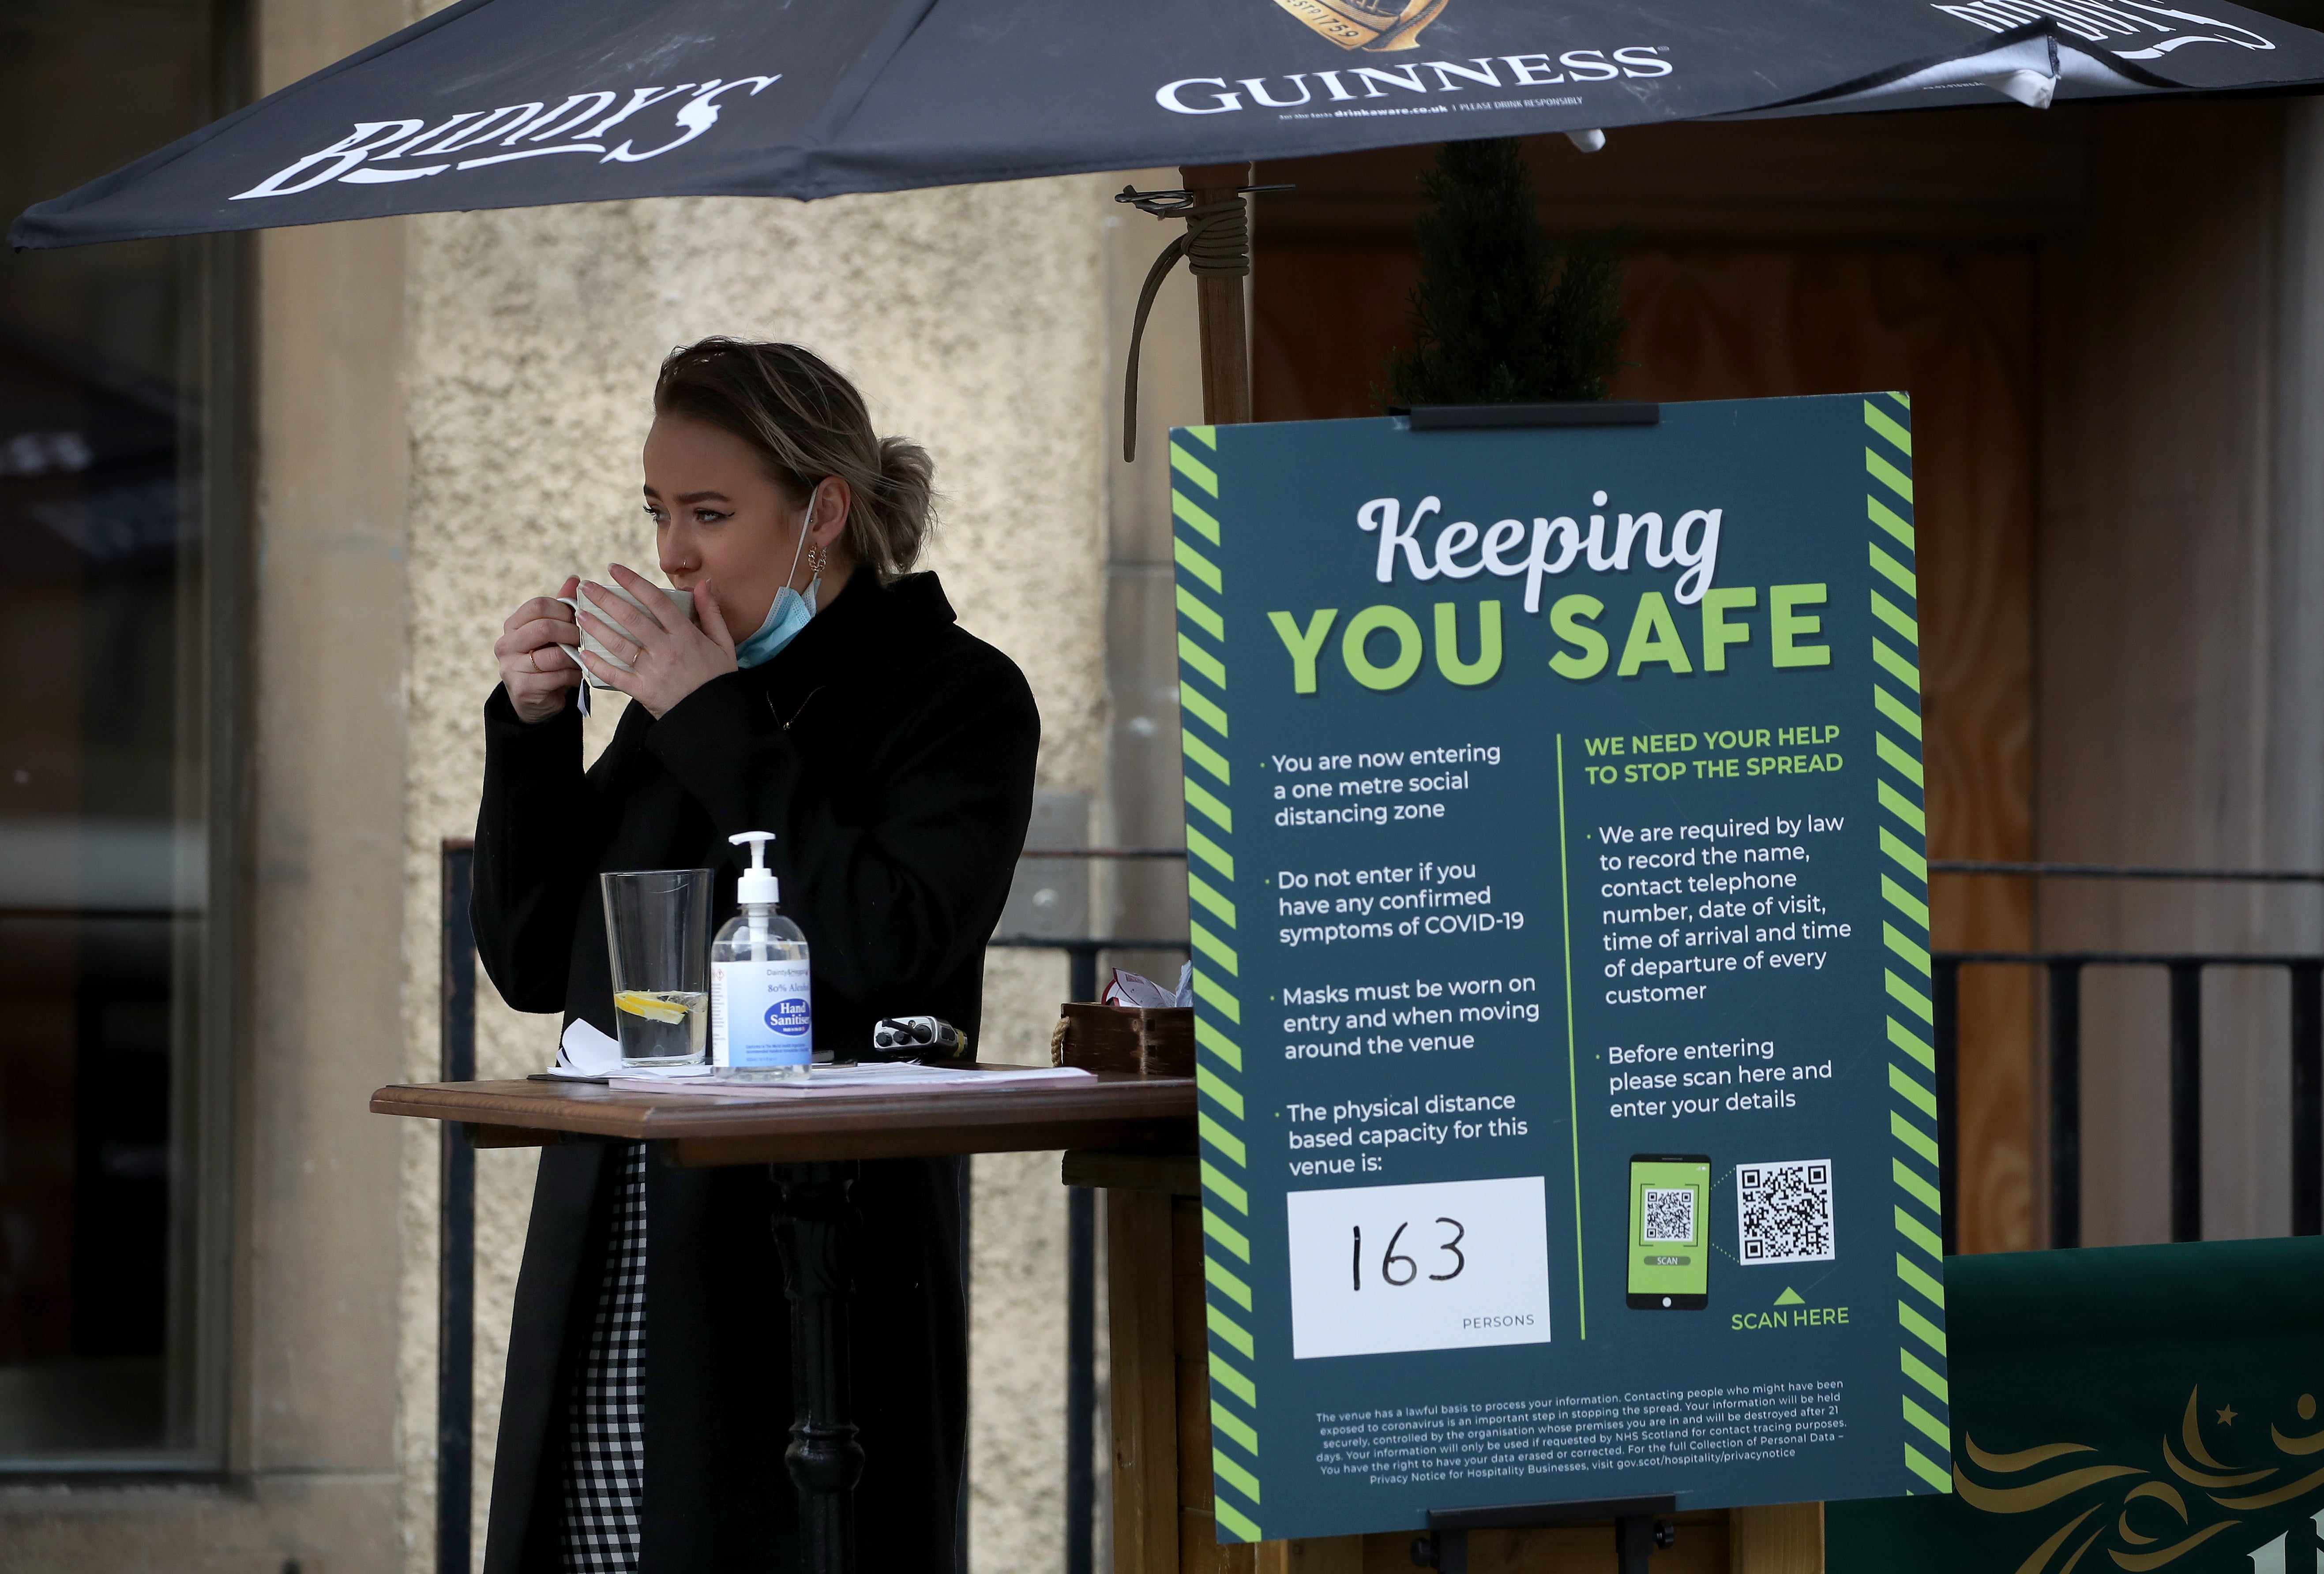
[1351, 1218, 1467, 1290]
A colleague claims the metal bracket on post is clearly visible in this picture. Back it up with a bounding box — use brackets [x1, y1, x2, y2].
[1111, 182, 1295, 218]
[1616, 1513, 1680, 1571]
[1392, 402, 1660, 429]
[1409, 1526, 1467, 1573]
[1410, 1495, 1677, 1574]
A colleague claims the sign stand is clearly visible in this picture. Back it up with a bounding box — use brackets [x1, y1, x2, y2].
[1410, 1495, 1678, 1573]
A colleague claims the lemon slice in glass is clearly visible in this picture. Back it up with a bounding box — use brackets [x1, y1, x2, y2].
[614, 989, 691, 1025]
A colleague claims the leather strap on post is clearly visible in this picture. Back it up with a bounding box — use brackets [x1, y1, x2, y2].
[1117, 187, 1251, 462]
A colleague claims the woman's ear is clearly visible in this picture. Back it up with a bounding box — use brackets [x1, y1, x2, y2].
[811, 477, 852, 549]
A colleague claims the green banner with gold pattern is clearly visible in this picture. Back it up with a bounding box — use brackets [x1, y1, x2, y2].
[1830, 1236, 2324, 1573]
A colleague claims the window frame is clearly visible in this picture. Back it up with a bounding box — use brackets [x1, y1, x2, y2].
[0, 0, 250, 1479]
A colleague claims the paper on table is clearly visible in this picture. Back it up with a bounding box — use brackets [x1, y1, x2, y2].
[606, 1064, 1098, 1098]
[539, 1017, 623, 1078]
[538, 1017, 717, 1081]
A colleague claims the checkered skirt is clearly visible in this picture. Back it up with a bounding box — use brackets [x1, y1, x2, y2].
[559, 1141, 648, 1571]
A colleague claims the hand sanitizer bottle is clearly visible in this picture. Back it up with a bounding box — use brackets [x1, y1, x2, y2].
[710, 831, 811, 1080]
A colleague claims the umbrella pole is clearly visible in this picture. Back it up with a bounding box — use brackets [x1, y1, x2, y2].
[1179, 162, 1254, 424]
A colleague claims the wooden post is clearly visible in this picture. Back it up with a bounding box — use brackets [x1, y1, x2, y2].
[1178, 162, 1254, 426]
[1174, 1195, 1254, 1572]
[1732, 1502, 1825, 1573]
[1108, 1188, 1182, 1574]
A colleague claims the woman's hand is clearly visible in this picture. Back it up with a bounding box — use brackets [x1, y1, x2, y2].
[575, 563, 740, 720]
[495, 576, 585, 724]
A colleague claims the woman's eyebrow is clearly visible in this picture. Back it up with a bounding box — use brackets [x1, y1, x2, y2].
[641, 485, 733, 504]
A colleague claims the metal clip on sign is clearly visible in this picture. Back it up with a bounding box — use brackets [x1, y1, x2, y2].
[1408, 1494, 1678, 1574]
[1391, 402, 1662, 429]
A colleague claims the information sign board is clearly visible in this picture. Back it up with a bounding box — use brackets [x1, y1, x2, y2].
[1168, 394, 1949, 1542]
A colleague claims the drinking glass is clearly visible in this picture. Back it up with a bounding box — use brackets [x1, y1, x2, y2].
[600, 868, 713, 1066]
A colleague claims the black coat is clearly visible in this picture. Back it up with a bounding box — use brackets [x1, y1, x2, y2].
[471, 567, 1040, 1573]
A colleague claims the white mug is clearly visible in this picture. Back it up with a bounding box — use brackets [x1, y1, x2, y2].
[558, 581, 698, 689]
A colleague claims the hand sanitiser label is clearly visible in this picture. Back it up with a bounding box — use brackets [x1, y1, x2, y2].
[714, 958, 812, 1068]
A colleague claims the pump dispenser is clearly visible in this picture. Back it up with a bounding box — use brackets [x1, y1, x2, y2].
[710, 831, 812, 1079]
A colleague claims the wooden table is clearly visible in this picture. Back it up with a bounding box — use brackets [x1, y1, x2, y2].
[372, 1070, 1197, 1166]
[372, 1071, 1196, 1574]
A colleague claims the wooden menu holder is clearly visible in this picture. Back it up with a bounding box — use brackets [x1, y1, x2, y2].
[1051, 1001, 1196, 1077]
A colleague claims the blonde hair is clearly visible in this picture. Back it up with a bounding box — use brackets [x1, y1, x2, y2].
[652, 337, 935, 577]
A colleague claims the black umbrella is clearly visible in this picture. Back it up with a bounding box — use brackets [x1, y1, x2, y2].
[13, 0, 2324, 249]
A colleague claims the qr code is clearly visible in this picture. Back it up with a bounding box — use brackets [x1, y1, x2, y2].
[1737, 1161, 1836, 1264]
[1641, 1187, 1696, 1244]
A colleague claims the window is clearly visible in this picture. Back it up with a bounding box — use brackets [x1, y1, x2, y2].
[0, 0, 243, 1467]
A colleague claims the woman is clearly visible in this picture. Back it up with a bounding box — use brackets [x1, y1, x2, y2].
[472, 338, 1039, 1572]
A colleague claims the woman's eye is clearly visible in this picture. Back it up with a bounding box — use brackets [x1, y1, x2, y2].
[693, 509, 731, 525]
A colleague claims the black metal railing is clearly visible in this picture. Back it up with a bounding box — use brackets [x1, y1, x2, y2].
[986, 933, 1192, 1010]
[432, 847, 2324, 1566]
[440, 840, 477, 1574]
[1928, 858, 2324, 1255]
[1931, 952, 2324, 1252]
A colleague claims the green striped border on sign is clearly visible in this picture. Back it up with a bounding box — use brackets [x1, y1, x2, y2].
[1171, 424, 1262, 1543]
[1866, 393, 1952, 1494]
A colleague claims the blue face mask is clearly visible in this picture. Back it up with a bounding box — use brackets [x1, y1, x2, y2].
[734, 495, 822, 669]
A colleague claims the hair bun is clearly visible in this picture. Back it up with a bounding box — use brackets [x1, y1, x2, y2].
[875, 436, 936, 571]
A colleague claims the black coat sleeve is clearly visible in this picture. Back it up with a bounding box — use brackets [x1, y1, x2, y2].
[471, 686, 596, 1014]
[642, 647, 1040, 1004]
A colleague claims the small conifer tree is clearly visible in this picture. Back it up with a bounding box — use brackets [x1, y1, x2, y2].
[1382, 138, 1629, 407]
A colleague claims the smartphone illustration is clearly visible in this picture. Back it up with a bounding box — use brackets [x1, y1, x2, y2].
[1627, 1154, 1711, 1309]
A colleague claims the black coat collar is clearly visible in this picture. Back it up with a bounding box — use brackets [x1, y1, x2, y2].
[744, 566, 957, 724]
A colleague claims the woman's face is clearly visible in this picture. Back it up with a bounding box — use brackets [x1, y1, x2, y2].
[642, 414, 840, 638]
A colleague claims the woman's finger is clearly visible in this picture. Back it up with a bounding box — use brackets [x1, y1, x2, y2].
[510, 662, 582, 692]
[503, 630, 583, 671]
[503, 594, 577, 636]
[495, 616, 582, 656]
[502, 661, 580, 720]
[579, 647, 638, 699]
[576, 609, 642, 665]
[693, 581, 736, 656]
[580, 580, 659, 647]
[607, 563, 676, 633]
